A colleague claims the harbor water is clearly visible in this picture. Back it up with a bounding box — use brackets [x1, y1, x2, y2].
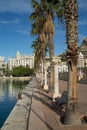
[0, 78, 29, 128]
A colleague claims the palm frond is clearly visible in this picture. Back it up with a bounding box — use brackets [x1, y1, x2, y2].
[29, 12, 37, 20]
[31, 0, 40, 8]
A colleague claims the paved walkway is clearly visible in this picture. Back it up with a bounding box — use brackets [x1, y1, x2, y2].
[28, 77, 87, 130]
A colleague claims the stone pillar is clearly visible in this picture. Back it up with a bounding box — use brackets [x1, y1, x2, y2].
[36, 71, 39, 80]
[41, 62, 43, 86]
[52, 57, 61, 101]
[44, 65, 49, 91]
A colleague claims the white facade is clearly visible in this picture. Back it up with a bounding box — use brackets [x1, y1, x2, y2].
[58, 64, 68, 73]
[8, 51, 34, 70]
[0, 56, 5, 68]
[77, 52, 84, 68]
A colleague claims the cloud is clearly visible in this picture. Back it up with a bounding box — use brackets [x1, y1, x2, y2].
[0, 0, 32, 14]
[0, 19, 21, 24]
[16, 29, 29, 35]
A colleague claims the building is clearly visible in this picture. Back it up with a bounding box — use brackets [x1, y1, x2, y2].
[8, 51, 34, 70]
[79, 37, 87, 66]
[58, 64, 68, 73]
[0, 56, 6, 76]
[46, 56, 68, 73]
[0, 56, 5, 68]
[77, 52, 84, 68]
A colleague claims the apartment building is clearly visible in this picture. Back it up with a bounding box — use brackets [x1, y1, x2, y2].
[8, 51, 34, 70]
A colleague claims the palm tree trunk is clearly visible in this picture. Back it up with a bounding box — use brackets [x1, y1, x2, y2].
[39, 32, 46, 87]
[64, 0, 81, 125]
[49, 33, 54, 91]
[42, 42, 46, 87]
[64, 63, 80, 124]
[43, 11, 55, 92]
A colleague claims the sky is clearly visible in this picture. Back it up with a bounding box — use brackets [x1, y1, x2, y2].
[0, 0, 87, 62]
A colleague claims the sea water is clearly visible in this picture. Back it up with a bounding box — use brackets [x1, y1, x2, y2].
[0, 79, 29, 128]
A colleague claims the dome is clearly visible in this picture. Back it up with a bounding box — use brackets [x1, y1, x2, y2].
[16, 51, 21, 59]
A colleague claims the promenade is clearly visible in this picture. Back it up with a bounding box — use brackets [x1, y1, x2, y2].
[1, 77, 87, 130]
[29, 78, 87, 130]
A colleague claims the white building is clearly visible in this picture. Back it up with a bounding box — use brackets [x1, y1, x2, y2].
[8, 51, 34, 70]
[0, 56, 6, 76]
[58, 64, 68, 73]
[77, 52, 84, 68]
[0, 56, 5, 68]
[79, 37, 87, 66]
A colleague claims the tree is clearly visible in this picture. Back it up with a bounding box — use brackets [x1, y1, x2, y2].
[40, 0, 64, 90]
[30, 0, 64, 90]
[64, 0, 81, 125]
[30, 0, 48, 87]
[5, 63, 11, 76]
[30, 1, 45, 63]
[59, 52, 66, 62]
[1, 64, 6, 76]
[43, 9, 55, 90]
[31, 39, 43, 70]
[11, 66, 34, 77]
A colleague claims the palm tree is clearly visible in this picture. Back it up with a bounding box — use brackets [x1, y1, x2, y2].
[30, 0, 47, 86]
[39, 31, 47, 83]
[30, 0, 64, 90]
[31, 39, 42, 70]
[43, 10, 55, 90]
[64, 0, 81, 125]
[41, 0, 64, 91]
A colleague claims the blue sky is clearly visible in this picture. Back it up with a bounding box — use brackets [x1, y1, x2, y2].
[0, 0, 87, 62]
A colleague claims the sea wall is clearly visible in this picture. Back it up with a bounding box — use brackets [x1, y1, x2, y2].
[0, 76, 31, 80]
